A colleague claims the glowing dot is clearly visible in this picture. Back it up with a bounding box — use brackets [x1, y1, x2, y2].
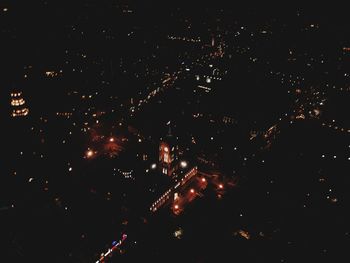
[86, 150, 94, 158]
[180, 161, 188, 168]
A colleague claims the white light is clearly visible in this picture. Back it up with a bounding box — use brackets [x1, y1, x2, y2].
[180, 161, 188, 168]
[151, 163, 157, 169]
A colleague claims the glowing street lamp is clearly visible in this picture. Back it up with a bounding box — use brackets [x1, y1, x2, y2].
[218, 184, 224, 189]
[190, 189, 195, 194]
[86, 150, 94, 158]
[201, 178, 206, 183]
[180, 161, 188, 168]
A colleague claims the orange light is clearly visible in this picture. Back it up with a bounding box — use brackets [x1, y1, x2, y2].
[219, 184, 224, 189]
[190, 189, 195, 193]
[86, 150, 94, 158]
[174, 205, 179, 210]
[109, 137, 114, 142]
[201, 178, 206, 182]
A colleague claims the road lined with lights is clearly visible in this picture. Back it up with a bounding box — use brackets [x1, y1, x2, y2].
[95, 234, 127, 263]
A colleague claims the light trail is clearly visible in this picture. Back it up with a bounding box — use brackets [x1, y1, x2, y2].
[95, 234, 127, 263]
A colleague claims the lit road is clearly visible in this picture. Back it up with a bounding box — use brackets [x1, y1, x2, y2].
[95, 234, 127, 263]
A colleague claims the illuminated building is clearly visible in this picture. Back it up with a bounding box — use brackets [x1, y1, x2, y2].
[10, 91, 29, 117]
[159, 126, 179, 176]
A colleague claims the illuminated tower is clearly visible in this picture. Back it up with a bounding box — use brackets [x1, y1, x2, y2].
[159, 126, 178, 176]
[10, 91, 29, 117]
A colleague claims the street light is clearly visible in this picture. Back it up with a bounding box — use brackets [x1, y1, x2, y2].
[180, 161, 188, 168]
[86, 150, 94, 158]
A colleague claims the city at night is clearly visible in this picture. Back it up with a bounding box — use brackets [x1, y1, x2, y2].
[1, 1, 350, 262]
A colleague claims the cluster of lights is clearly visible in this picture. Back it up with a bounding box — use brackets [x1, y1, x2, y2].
[12, 108, 29, 117]
[118, 169, 134, 180]
[56, 112, 72, 117]
[45, 71, 59, 77]
[179, 167, 198, 186]
[150, 188, 172, 212]
[167, 35, 201, 43]
[11, 98, 25, 106]
[11, 92, 29, 117]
